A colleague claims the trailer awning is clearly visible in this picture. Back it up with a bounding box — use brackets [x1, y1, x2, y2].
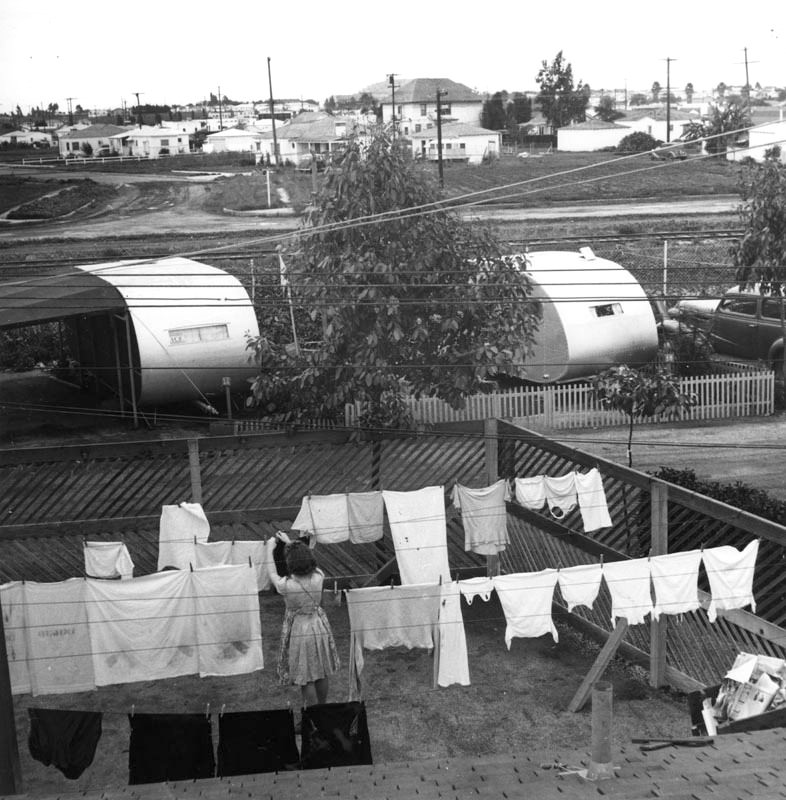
[0, 267, 126, 329]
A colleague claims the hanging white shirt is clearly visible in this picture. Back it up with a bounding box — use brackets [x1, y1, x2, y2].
[602, 558, 653, 626]
[544, 473, 578, 520]
[438, 581, 470, 688]
[574, 469, 612, 532]
[24, 578, 96, 696]
[650, 550, 702, 619]
[84, 541, 135, 580]
[457, 576, 496, 605]
[451, 480, 510, 555]
[493, 570, 559, 648]
[702, 540, 759, 623]
[158, 502, 210, 571]
[383, 487, 451, 585]
[557, 563, 603, 612]
[291, 493, 350, 544]
[513, 476, 546, 511]
[190, 564, 264, 677]
[86, 570, 198, 686]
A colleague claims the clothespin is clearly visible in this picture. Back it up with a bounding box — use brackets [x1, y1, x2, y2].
[205, 703, 210, 719]
[193, 535, 197, 545]
[648, 548, 653, 562]
[220, 704, 226, 718]
[390, 577, 395, 589]
[189, 562, 194, 572]
[248, 556, 253, 568]
[599, 554, 604, 567]
[439, 574, 443, 586]
[131, 704, 135, 718]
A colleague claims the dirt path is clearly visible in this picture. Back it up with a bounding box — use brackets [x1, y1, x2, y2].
[547, 415, 786, 499]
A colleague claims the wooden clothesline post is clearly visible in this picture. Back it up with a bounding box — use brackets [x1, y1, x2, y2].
[484, 418, 500, 578]
[650, 480, 669, 688]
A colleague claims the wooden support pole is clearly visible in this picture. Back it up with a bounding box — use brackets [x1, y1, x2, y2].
[650, 480, 669, 687]
[568, 618, 629, 712]
[484, 418, 500, 577]
[187, 439, 203, 504]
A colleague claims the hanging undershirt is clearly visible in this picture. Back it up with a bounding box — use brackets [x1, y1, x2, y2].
[158, 502, 210, 571]
[1, 581, 31, 695]
[85, 570, 198, 686]
[492, 570, 559, 648]
[228, 540, 272, 592]
[650, 550, 702, 619]
[383, 486, 451, 585]
[451, 479, 510, 555]
[702, 540, 759, 623]
[347, 491, 385, 543]
[84, 542, 135, 580]
[543, 473, 578, 520]
[457, 576, 496, 605]
[292, 493, 350, 544]
[28, 708, 103, 780]
[602, 558, 653, 626]
[574, 468, 612, 532]
[190, 564, 264, 678]
[437, 581, 470, 688]
[25, 578, 96, 696]
[194, 540, 232, 569]
[128, 713, 215, 784]
[216, 709, 300, 776]
[557, 563, 603, 613]
[513, 476, 547, 511]
[345, 583, 441, 700]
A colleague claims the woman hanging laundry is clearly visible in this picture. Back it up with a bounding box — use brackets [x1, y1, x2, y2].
[265, 533, 340, 708]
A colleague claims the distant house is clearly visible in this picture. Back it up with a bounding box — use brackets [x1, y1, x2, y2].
[203, 126, 266, 154]
[380, 78, 483, 134]
[618, 108, 696, 143]
[414, 122, 501, 165]
[557, 118, 629, 152]
[109, 125, 190, 158]
[271, 111, 357, 166]
[726, 117, 786, 164]
[0, 128, 53, 147]
[57, 124, 130, 158]
[518, 113, 556, 137]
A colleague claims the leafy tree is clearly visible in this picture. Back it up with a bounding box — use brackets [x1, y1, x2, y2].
[590, 365, 697, 467]
[594, 95, 623, 122]
[629, 93, 649, 107]
[535, 51, 588, 128]
[682, 102, 749, 156]
[324, 96, 337, 113]
[246, 130, 541, 425]
[617, 131, 659, 153]
[508, 92, 532, 126]
[481, 92, 507, 129]
[684, 83, 694, 103]
[651, 81, 662, 103]
[80, 142, 93, 156]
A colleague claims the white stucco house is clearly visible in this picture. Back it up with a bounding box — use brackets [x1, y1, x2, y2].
[726, 117, 786, 163]
[557, 119, 630, 152]
[415, 122, 501, 164]
[0, 128, 53, 147]
[619, 108, 696, 143]
[57, 124, 130, 157]
[271, 111, 357, 166]
[109, 125, 190, 158]
[203, 126, 266, 154]
[380, 78, 483, 134]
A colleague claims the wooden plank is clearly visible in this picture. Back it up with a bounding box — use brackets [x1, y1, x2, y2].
[567, 618, 629, 712]
[650, 480, 668, 688]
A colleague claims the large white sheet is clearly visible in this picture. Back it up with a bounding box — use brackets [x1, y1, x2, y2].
[190, 564, 264, 677]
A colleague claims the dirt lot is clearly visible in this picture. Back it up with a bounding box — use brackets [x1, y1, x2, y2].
[13, 591, 689, 796]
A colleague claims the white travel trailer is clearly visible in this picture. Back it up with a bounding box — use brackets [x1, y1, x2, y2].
[0, 257, 260, 411]
[511, 248, 659, 383]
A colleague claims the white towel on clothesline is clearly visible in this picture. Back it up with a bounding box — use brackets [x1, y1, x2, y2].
[574, 468, 612, 532]
[513, 476, 546, 510]
[602, 558, 653, 626]
[702, 540, 759, 623]
[84, 541, 135, 580]
[650, 550, 702, 619]
[158, 502, 210, 571]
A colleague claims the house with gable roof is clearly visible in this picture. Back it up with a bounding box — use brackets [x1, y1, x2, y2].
[0, 128, 53, 148]
[271, 111, 359, 166]
[380, 78, 483, 135]
[556, 118, 630, 151]
[109, 125, 191, 158]
[57, 124, 131, 158]
[415, 122, 501, 165]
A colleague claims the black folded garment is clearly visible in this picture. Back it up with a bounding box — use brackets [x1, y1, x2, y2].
[28, 708, 103, 780]
[217, 708, 300, 775]
[300, 701, 372, 770]
[128, 713, 215, 785]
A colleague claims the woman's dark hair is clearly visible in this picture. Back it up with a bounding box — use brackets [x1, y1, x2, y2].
[285, 540, 318, 576]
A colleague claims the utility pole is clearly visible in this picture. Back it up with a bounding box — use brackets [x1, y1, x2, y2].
[436, 88, 448, 188]
[133, 92, 143, 128]
[388, 73, 397, 134]
[267, 57, 279, 166]
[664, 58, 675, 142]
[66, 97, 76, 126]
[217, 85, 224, 130]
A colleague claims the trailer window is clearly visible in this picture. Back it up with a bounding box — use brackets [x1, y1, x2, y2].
[591, 303, 622, 317]
[168, 324, 229, 345]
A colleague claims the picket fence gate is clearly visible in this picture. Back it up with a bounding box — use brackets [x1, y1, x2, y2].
[344, 371, 775, 430]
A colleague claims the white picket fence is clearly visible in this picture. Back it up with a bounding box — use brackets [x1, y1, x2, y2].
[344, 371, 775, 430]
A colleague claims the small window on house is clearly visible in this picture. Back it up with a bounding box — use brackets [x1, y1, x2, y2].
[420, 103, 427, 116]
[168, 324, 230, 345]
[460, 143, 466, 150]
[397, 105, 402, 117]
[445, 143, 452, 150]
[404, 126, 409, 134]
[426, 122, 433, 129]
[160, 139, 169, 146]
[415, 123, 422, 133]
[591, 303, 623, 317]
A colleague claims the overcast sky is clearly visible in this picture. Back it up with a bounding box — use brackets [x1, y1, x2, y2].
[1, 1, 783, 114]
